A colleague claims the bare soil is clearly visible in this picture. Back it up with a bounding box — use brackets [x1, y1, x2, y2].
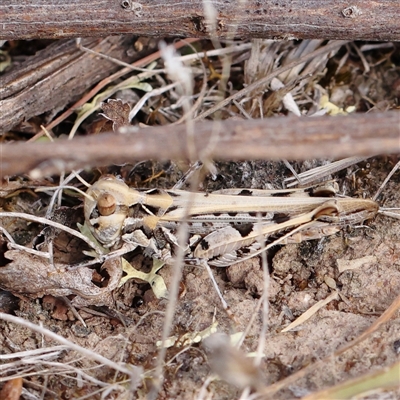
[1, 158, 399, 399]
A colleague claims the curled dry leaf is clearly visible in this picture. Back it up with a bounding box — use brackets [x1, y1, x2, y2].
[0, 250, 122, 307]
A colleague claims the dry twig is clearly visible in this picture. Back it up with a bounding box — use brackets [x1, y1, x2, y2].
[1, 0, 399, 41]
[0, 111, 398, 178]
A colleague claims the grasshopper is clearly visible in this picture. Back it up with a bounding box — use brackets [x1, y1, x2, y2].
[84, 175, 379, 268]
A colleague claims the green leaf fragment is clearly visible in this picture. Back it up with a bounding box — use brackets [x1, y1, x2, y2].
[120, 258, 168, 299]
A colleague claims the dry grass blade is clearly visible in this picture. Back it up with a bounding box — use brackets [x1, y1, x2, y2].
[281, 292, 339, 333]
[0, 212, 102, 254]
[257, 292, 400, 399]
[194, 41, 349, 120]
[0, 313, 142, 395]
[284, 156, 372, 187]
[301, 361, 400, 400]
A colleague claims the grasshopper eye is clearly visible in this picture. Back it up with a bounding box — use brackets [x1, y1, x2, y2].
[97, 193, 117, 216]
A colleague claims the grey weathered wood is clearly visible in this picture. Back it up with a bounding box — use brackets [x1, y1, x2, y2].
[0, 36, 156, 133]
[0, 0, 399, 41]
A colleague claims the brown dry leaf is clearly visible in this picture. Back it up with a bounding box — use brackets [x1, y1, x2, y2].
[0, 377, 23, 400]
[100, 99, 131, 131]
[0, 250, 122, 307]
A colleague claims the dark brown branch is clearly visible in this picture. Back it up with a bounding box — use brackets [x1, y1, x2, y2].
[0, 0, 399, 41]
[1, 112, 398, 178]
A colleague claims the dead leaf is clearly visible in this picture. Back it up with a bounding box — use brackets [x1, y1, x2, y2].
[0, 250, 122, 307]
[0, 377, 23, 400]
[100, 99, 131, 131]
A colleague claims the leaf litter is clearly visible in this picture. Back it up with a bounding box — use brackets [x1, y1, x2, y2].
[0, 38, 400, 399]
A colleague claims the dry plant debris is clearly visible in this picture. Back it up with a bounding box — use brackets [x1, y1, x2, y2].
[0, 37, 400, 400]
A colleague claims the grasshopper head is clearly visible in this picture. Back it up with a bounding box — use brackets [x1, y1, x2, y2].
[84, 175, 142, 247]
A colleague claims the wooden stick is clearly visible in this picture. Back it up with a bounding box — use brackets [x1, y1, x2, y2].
[0, 0, 399, 41]
[0, 112, 398, 178]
